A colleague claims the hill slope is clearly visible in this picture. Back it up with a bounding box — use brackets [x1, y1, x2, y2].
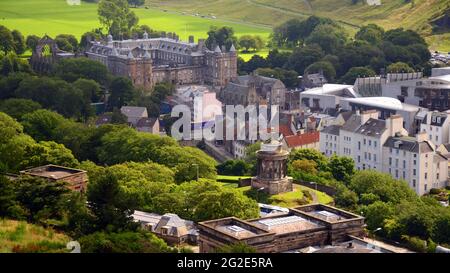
[0, 219, 71, 253]
[147, 0, 450, 51]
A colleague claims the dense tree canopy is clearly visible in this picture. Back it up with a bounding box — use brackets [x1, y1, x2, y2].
[98, 0, 139, 39]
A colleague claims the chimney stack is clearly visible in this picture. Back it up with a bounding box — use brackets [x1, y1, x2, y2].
[387, 115, 404, 137]
[416, 131, 428, 142]
[360, 110, 379, 125]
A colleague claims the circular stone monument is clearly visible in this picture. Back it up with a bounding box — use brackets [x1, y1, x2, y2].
[251, 138, 293, 195]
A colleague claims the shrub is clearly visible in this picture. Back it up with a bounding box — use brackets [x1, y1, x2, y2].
[429, 188, 443, 195]
[402, 235, 427, 253]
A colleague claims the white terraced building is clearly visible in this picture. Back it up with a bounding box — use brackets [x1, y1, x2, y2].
[320, 110, 448, 195]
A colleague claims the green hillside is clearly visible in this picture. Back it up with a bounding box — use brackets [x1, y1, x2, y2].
[147, 0, 450, 51]
[0, 0, 270, 40]
[0, 219, 71, 253]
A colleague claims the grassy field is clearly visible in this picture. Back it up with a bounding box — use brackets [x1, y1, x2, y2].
[147, 0, 450, 52]
[218, 181, 334, 207]
[0, 0, 271, 60]
[0, 219, 71, 253]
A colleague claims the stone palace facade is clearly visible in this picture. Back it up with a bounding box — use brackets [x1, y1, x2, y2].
[86, 33, 238, 89]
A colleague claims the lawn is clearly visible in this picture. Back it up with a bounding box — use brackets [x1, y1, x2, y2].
[0, 0, 271, 54]
[217, 175, 251, 182]
[0, 219, 71, 253]
[219, 182, 334, 208]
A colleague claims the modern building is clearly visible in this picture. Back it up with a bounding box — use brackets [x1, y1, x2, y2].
[132, 210, 198, 245]
[339, 96, 425, 134]
[20, 165, 88, 193]
[381, 72, 450, 112]
[86, 33, 237, 89]
[198, 204, 365, 253]
[300, 84, 358, 112]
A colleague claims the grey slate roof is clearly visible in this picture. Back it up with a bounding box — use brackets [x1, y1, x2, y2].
[341, 115, 362, 132]
[354, 118, 386, 137]
[321, 125, 341, 136]
[383, 136, 434, 153]
[121, 106, 147, 118]
[136, 117, 158, 128]
[422, 112, 448, 127]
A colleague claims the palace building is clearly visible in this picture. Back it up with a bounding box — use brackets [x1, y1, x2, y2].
[85, 33, 237, 89]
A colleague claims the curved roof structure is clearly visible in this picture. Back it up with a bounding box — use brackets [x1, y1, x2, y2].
[343, 97, 404, 111]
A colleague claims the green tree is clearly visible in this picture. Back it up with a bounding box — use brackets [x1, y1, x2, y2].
[286, 44, 324, 75]
[363, 201, 394, 232]
[355, 24, 385, 45]
[432, 214, 450, 245]
[20, 141, 79, 170]
[54, 57, 109, 85]
[349, 170, 417, 204]
[328, 155, 355, 184]
[73, 78, 102, 102]
[13, 176, 72, 223]
[304, 61, 336, 82]
[205, 26, 237, 51]
[11, 30, 26, 55]
[98, 0, 139, 39]
[0, 25, 14, 54]
[108, 76, 135, 109]
[289, 148, 328, 172]
[217, 160, 249, 176]
[305, 24, 347, 54]
[25, 35, 40, 51]
[0, 112, 36, 172]
[79, 231, 174, 253]
[340, 66, 376, 84]
[291, 159, 318, 175]
[0, 98, 42, 120]
[387, 62, 414, 73]
[21, 109, 67, 141]
[87, 171, 139, 232]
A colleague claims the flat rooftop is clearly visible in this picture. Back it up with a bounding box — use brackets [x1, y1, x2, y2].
[250, 215, 322, 234]
[20, 165, 86, 180]
[294, 204, 363, 223]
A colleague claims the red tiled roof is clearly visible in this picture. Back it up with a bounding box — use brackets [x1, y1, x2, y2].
[284, 131, 320, 148]
[267, 124, 294, 136]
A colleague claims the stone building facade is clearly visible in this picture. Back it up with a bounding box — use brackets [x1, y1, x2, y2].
[85, 33, 237, 89]
[219, 74, 287, 108]
[20, 165, 88, 193]
[29, 35, 75, 73]
[198, 204, 365, 253]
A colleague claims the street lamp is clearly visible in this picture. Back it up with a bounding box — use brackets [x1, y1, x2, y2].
[192, 163, 199, 181]
[256, 187, 265, 202]
[371, 227, 382, 244]
[310, 181, 318, 191]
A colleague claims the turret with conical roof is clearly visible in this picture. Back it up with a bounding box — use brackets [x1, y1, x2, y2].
[229, 43, 236, 52]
